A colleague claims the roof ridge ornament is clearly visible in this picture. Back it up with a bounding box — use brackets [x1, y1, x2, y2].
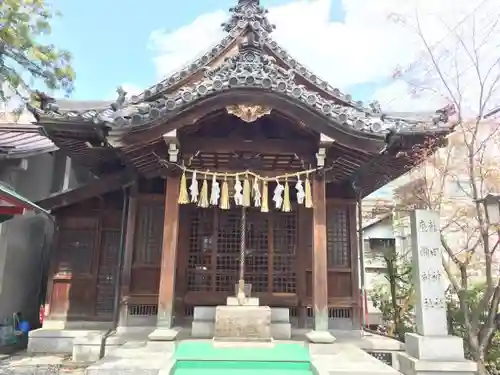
[222, 0, 275, 36]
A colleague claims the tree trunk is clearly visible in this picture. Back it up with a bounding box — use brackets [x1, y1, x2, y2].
[386, 257, 403, 340]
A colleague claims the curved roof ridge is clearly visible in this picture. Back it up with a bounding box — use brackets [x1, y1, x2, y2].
[130, 0, 275, 104]
[29, 33, 452, 140]
[264, 38, 374, 112]
[130, 31, 243, 103]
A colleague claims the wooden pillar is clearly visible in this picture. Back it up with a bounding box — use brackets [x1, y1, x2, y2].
[312, 176, 329, 331]
[349, 203, 361, 328]
[156, 175, 181, 328]
[118, 187, 137, 327]
[296, 206, 309, 328]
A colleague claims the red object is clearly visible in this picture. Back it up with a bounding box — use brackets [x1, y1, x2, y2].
[0, 206, 24, 215]
[39, 305, 45, 325]
[359, 290, 369, 328]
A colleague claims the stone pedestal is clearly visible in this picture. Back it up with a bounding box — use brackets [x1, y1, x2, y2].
[191, 305, 291, 339]
[147, 327, 179, 341]
[306, 330, 336, 344]
[398, 334, 477, 375]
[227, 296, 259, 306]
[214, 305, 272, 341]
[72, 333, 125, 363]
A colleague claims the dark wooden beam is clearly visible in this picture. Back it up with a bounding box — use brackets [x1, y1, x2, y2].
[181, 137, 317, 156]
[156, 175, 181, 329]
[312, 176, 329, 331]
[38, 170, 135, 211]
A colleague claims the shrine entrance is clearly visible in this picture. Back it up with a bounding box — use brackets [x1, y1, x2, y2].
[181, 206, 299, 310]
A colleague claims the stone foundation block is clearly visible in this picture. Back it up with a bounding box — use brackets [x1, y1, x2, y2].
[191, 321, 214, 338]
[398, 352, 477, 375]
[193, 306, 216, 321]
[271, 307, 291, 322]
[226, 297, 259, 306]
[306, 330, 336, 344]
[405, 333, 465, 361]
[271, 322, 291, 340]
[72, 333, 125, 363]
[28, 329, 103, 354]
[214, 305, 271, 341]
[148, 328, 179, 341]
[310, 343, 400, 375]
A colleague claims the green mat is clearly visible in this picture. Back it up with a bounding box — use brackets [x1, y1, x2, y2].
[172, 341, 313, 375]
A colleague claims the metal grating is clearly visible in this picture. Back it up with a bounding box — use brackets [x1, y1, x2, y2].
[329, 307, 352, 319]
[128, 304, 158, 316]
[367, 351, 393, 366]
[304, 307, 353, 318]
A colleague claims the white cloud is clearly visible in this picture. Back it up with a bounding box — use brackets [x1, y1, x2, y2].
[147, 0, 500, 114]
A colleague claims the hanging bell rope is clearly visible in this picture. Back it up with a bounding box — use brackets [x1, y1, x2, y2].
[242, 173, 251, 207]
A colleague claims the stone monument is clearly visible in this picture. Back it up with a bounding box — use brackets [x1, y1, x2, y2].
[398, 210, 477, 375]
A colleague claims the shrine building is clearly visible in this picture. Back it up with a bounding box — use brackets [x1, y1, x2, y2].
[28, 0, 452, 344]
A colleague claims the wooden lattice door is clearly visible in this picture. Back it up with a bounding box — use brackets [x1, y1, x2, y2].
[185, 207, 298, 306]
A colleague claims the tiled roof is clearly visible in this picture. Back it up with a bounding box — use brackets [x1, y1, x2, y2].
[27, 0, 455, 139]
[0, 111, 58, 158]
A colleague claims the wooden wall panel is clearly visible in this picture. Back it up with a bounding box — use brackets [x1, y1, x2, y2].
[300, 201, 358, 309]
[49, 279, 70, 317]
[130, 194, 164, 296]
[327, 271, 352, 298]
[47, 192, 124, 321]
[132, 197, 164, 265]
[130, 268, 161, 294]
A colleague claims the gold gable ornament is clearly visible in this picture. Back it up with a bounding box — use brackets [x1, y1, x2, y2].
[226, 104, 272, 123]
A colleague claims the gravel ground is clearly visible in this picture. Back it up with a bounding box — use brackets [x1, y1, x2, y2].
[0, 353, 88, 374]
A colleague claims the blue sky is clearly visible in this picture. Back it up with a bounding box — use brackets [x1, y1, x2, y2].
[47, 0, 384, 101]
